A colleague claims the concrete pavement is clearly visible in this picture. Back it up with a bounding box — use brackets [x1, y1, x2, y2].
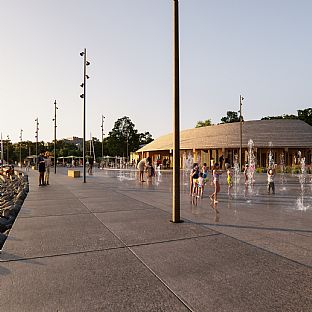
[0, 168, 311, 311]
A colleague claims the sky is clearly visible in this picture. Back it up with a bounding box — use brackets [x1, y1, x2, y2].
[1, 0, 312, 143]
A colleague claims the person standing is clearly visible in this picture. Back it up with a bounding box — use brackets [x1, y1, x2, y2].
[38, 153, 46, 186]
[88, 157, 94, 175]
[209, 163, 222, 204]
[267, 168, 275, 194]
[137, 158, 147, 182]
[44, 153, 51, 185]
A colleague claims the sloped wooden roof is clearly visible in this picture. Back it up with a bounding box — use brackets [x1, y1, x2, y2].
[137, 120, 312, 152]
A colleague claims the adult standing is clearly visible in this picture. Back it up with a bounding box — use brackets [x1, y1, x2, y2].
[219, 155, 224, 169]
[38, 153, 45, 186]
[137, 158, 147, 182]
[88, 157, 94, 175]
[44, 153, 52, 185]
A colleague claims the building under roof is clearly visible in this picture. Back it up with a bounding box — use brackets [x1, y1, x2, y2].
[136, 120, 312, 168]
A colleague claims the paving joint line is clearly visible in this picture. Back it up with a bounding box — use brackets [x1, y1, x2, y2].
[117, 189, 312, 269]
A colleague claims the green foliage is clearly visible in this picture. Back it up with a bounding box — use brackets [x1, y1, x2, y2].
[106, 116, 153, 156]
[261, 108, 312, 126]
[261, 114, 298, 120]
[195, 119, 212, 128]
[298, 108, 312, 126]
[221, 111, 240, 123]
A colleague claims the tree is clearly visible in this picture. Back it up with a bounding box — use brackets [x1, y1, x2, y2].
[261, 114, 298, 120]
[139, 132, 153, 145]
[195, 119, 212, 128]
[298, 108, 312, 126]
[261, 108, 312, 126]
[221, 111, 240, 123]
[107, 116, 138, 156]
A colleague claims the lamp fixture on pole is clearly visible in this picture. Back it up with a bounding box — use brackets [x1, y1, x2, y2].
[19, 129, 23, 168]
[53, 100, 58, 174]
[101, 115, 105, 159]
[35, 118, 39, 169]
[239, 95, 244, 171]
[80, 48, 91, 183]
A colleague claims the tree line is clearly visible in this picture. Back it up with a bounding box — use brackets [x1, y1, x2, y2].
[3, 116, 153, 163]
[195, 108, 312, 128]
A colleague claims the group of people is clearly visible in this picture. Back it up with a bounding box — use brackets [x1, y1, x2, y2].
[190, 162, 229, 204]
[137, 157, 155, 182]
[190, 161, 276, 204]
[38, 152, 52, 186]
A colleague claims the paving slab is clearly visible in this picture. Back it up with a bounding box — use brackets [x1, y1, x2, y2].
[0, 249, 190, 312]
[80, 196, 154, 213]
[132, 235, 312, 312]
[19, 198, 90, 218]
[0, 214, 123, 261]
[95, 209, 217, 246]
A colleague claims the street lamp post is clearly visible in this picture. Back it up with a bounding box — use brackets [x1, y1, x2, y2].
[80, 49, 90, 183]
[7, 135, 9, 164]
[101, 115, 105, 159]
[53, 100, 58, 174]
[239, 95, 244, 171]
[35, 118, 39, 168]
[19, 129, 23, 168]
[126, 132, 129, 163]
[172, 0, 182, 223]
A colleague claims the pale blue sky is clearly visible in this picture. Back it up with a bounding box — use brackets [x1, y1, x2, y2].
[1, 0, 311, 143]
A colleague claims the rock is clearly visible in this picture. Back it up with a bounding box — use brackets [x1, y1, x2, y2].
[0, 232, 7, 248]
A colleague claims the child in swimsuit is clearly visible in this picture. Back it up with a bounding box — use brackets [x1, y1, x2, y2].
[225, 163, 233, 196]
[209, 163, 222, 204]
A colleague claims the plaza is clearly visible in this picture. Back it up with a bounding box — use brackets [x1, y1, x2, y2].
[0, 167, 311, 311]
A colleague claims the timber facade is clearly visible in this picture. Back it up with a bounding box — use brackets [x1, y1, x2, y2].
[136, 120, 312, 169]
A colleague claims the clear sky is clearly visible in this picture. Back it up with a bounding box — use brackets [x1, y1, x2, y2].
[1, 0, 311, 143]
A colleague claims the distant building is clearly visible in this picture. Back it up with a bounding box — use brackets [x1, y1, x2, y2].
[64, 136, 83, 145]
[136, 120, 312, 169]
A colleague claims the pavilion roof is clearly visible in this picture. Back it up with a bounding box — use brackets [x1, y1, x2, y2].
[137, 119, 312, 152]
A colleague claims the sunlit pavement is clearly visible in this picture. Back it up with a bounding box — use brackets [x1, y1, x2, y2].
[89, 167, 312, 267]
[0, 167, 311, 311]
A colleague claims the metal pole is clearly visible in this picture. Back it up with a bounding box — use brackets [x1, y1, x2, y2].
[101, 115, 105, 159]
[83, 48, 87, 183]
[126, 132, 129, 163]
[35, 118, 39, 169]
[239, 95, 243, 171]
[172, 0, 181, 223]
[54, 100, 58, 174]
[7, 135, 9, 164]
[20, 129, 23, 168]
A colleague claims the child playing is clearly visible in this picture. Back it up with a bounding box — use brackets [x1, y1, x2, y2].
[190, 163, 199, 196]
[267, 168, 275, 194]
[209, 163, 222, 204]
[197, 172, 205, 198]
[225, 163, 233, 196]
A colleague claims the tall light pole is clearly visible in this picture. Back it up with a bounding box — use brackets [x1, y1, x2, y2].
[35, 118, 39, 168]
[7, 135, 9, 164]
[239, 95, 244, 171]
[126, 131, 129, 163]
[53, 100, 58, 174]
[101, 115, 105, 159]
[80, 49, 90, 183]
[19, 129, 23, 168]
[172, 0, 182, 223]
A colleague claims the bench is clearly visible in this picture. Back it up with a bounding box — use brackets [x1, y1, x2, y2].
[67, 170, 80, 178]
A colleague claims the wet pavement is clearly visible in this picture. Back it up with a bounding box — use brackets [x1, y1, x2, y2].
[0, 167, 311, 311]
